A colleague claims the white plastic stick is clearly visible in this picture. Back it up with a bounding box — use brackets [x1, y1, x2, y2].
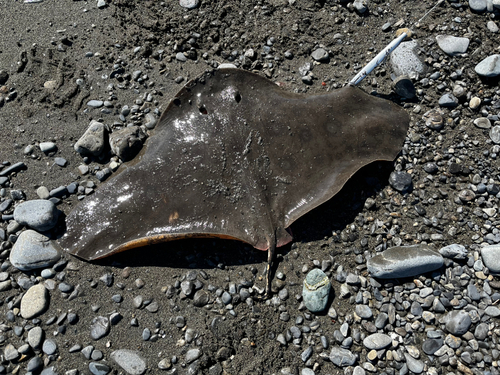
[349, 32, 407, 86]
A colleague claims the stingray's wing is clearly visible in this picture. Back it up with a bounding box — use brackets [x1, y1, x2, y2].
[59, 69, 408, 260]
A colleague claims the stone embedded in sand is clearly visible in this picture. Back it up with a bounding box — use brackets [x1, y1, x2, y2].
[303, 268, 331, 313]
[481, 244, 500, 274]
[10, 230, 60, 271]
[439, 244, 468, 260]
[21, 284, 49, 319]
[74, 120, 107, 156]
[14, 200, 60, 232]
[475, 54, 500, 77]
[111, 349, 146, 375]
[367, 244, 443, 279]
[109, 126, 147, 162]
[436, 35, 470, 56]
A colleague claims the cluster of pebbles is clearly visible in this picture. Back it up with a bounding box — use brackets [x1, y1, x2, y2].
[2, 0, 500, 374]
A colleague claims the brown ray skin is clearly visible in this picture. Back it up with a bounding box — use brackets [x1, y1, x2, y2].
[59, 69, 409, 267]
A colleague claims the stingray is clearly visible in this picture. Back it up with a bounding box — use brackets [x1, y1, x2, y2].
[59, 68, 409, 296]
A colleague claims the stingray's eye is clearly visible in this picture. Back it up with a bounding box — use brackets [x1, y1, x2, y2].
[173, 98, 181, 106]
[234, 92, 242, 103]
[199, 105, 208, 115]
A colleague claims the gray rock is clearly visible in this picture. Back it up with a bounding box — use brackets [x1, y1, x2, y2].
[389, 171, 412, 192]
[422, 338, 443, 355]
[179, 0, 199, 9]
[490, 125, 500, 144]
[176, 52, 187, 62]
[74, 120, 107, 156]
[475, 54, 500, 77]
[87, 100, 104, 108]
[109, 126, 147, 161]
[20, 284, 49, 319]
[111, 349, 146, 375]
[367, 244, 443, 279]
[14, 200, 60, 231]
[41, 367, 58, 375]
[186, 348, 202, 364]
[445, 310, 472, 335]
[303, 268, 331, 313]
[485, 306, 500, 317]
[3, 343, 19, 361]
[404, 353, 424, 373]
[42, 339, 58, 355]
[144, 113, 158, 129]
[27, 356, 43, 372]
[355, 305, 372, 319]
[487, 21, 499, 33]
[353, 0, 368, 13]
[390, 40, 426, 77]
[439, 93, 458, 108]
[39, 142, 57, 153]
[474, 117, 491, 129]
[91, 316, 110, 340]
[363, 333, 392, 350]
[469, 0, 487, 11]
[330, 347, 356, 367]
[89, 362, 111, 375]
[435, 35, 469, 56]
[10, 230, 60, 271]
[311, 48, 329, 62]
[439, 244, 468, 259]
[475, 323, 489, 340]
[28, 326, 44, 349]
[481, 244, 500, 273]
[193, 290, 209, 307]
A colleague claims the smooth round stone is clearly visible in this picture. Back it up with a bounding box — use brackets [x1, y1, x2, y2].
[27, 356, 43, 372]
[3, 344, 19, 361]
[487, 21, 499, 33]
[474, 117, 491, 129]
[355, 305, 373, 319]
[218, 63, 237, 69]
[14, 200, 60, 231]
[445, 310, 472, 335]
[389, 171, 412, 192]
[475, 55, 500, 77]
[404, 353, 424, 373]
[439, 93, 458, 107]
[110, 349, 146, 375]
[144, 113, 158, 130]
[42, 339, 57, 355]
[367, 244, 443, 279]
[89, 362, 110, 375]
[41, 367, 58, 375]
[179, 0, 199, 9]
[436, 35, 469, 56]
[490, 125, 500, 144]
[21, 284, 49, 319]
[481, 245, 500, 274]
[39, 142, 57, 153]
[422, 338, 444, 355]
[175, 52, 187, 62]
[193, 290, 209, 307]
[330, 347, 356, 367]
[485, 306, 500, 317]
[303, 269, 331, 313]
[185, 348, 202, 364]
[10, 230, 60, 271]
[475, 323, 489, 340]
[90, 316, 110, 340]
[311, 48, 329, 62]
[363, 333, 392, 350]
[301, 369, 315, 375]
[87, 100, 104, 108]
[469, 97, 481, 109]
[28, 326, 44, 349]
[469, 0, 487, 12]
[439, 244, 468, 259]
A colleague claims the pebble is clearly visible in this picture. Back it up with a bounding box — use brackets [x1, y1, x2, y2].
[28, 326, 44, 349]
[87, 100, 104, 108]
[97, 0, 106, 8]
[74, 120, 107, 156]
[353, 0, 368, 13]
[474, 117, 491, 129]
[10, 230, 60, 271]
[3, 343, 19, 361]
[445, 310, 472, 335]
[363, 333, 392, 350]
[144, 112, 158, 129]
[89, 362, 110, 375]
[490, 125, 500, 144]
[302, 268, 331, 313]
[481, 245, 500, 274]
[109, 126, 147, 161]
[39, 142, 57, 153]
[390, 40, 426, 77]
[439, 244, 468, 259]
[487, 21, 499, 33]
[367, 244, 443, 279]
[42, 339, 57, 355]
[110, 349, 146, 375]
[179, 0, 199, 9]
[20, 284, 49, 319]
[469, 96, 481, 109]
[469, 0, 487, 12]
[485, 306, 500, 317]
[311, 48, 329, 62]
[404, 353, 424, 373]
[422, 338, 443, 355]
[13, 200, 60, 231]
[330, 347, 356, 366]
[186, 348, 202, 363]
[475, 54, 500, 77]
[438, 93, 458, 108]
[90, 316, 110, 340]
[176, 52, 187, 62]
[355, 305, 372, 319]
[435, 35, 469, 56]
[27, 356, 43, 372]
[388, 171, 412, 192]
